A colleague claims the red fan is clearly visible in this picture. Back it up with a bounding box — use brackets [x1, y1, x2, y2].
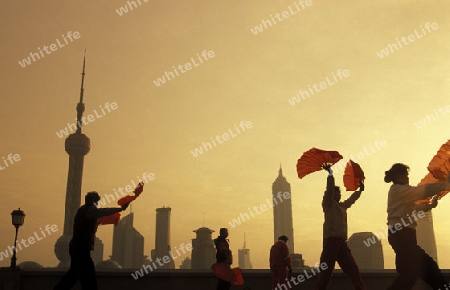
[343, 160, 365, 191]
[117, 195, 136, 206]
[427, 140, 450, 180]
[98, 212, 121, 225]
[134, 181, 144, 196]
[211, 263, 244, 285]
[415, 172, 449, 204]
[117, 182, 144, 206]
[296, 148, 343, 179]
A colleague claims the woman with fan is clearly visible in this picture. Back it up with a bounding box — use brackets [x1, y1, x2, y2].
[315, 164, 366, 290]
[385, 163, 450, 290]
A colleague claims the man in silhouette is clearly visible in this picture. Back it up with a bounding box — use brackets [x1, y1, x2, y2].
[214, 228, 233, 290]
[54, 191, 129, 290]
[270, 235, 292, 290]
[315, 164, 366, 290]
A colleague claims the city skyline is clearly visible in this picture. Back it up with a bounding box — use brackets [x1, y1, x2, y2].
[1, 0, 450, 271]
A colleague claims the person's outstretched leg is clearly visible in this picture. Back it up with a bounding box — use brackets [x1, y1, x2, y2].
[53, 247, 81, 290]
[53, 267, 79, 290]
[416, 246, 447, 290]
[387, 229, 420, 290]
[78, 250, 98, 290]
[336, 242, 366, 290]
[315, 238, 340, 290]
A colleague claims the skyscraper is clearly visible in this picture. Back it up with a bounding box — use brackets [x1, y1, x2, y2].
[347, 232, 384, 270]
[416, 211, 438, 262]
[180, 257, 191, 269]
[191, 227, 216, 269]
[238, 234, 252, 269]
[111, 212, 145, 268]
[151, 207, 175, 269]
[54, 53, 93, 268]
[272, 166, 295, 255]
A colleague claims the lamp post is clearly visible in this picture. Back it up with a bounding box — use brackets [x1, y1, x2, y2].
[10, 208, 25, 269]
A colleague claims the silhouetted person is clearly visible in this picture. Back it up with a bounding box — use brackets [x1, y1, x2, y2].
[270, 235, 292, 290]
[54, 191, 129, 290]
[316, 164, 366, 290]
[385, 163, 450, 290]
[214, 228, 232, 290]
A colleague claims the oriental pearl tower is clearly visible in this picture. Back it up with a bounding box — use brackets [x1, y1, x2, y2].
[54, 53, 103, 267]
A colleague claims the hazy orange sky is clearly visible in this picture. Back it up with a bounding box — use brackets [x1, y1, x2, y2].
[1, 0, 450, 270]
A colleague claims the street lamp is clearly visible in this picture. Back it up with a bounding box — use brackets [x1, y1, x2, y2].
[10, 208, 25, 269]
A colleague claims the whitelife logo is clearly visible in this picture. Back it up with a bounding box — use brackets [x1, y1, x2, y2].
[18, 31, 81, 68]
[0, 153, 21, 171]
[97, 172, 155, 207]
[414, 105, 450, 129]
[250, 0, 313, 35]
[0, 224, 59, 261]
[190, 121, 253, 157]
[55, 102, 118, 139]
[228, 191, 291, 228]
[131, 243, 192, 279]
[115, 0, 149, 16]
[153, 50, 215, 87]
[376, 22, 438, 59]
[288, 69, 350, 106]
[363, 210, 426, 247]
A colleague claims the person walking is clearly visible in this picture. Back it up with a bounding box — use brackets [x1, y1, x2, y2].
[54, 191, 129, 290]
[214, 228, 233, 290]
[270, 235, 292, 290]
[315, 164, 366, 290]
[385, 163, 450, 290]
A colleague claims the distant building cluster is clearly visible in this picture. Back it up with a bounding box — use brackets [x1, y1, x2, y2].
[46, 68, 438, 270]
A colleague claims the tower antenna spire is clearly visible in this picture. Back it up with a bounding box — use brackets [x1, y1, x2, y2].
[76, 49, 87, 133]
[80, 48, 86, 103]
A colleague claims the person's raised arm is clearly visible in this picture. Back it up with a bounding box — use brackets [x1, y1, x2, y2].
[322, 164, 335, 210]
[342, 180, 364, 209]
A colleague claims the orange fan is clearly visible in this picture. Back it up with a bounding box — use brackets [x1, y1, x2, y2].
[211, 263, 244, 285]
[415, 172, 449, 204]
[98, 212, 121, 225]
[343, 160, 365, 191]
[297, 148, 343, 179]
[415, 140, 450, 204]
[427, 140, 450, 180]
[117, 182, 144, 206]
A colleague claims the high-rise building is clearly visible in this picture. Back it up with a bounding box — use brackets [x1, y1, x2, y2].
[416, 210, 438, 262]
[54, 53, 99, 268]
[272, 166, 295, 255]
[111, 212, 145, 268]
[347, 232, 384, 270]
[290, 254, 305, 269]
[238, 234, 252, 269]
[151, 207, 175, 269]
[180, 257, 191, 269]
[191, 227, 216, 269]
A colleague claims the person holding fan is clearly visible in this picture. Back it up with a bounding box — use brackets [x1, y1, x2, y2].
[315, 164, 366, 290]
